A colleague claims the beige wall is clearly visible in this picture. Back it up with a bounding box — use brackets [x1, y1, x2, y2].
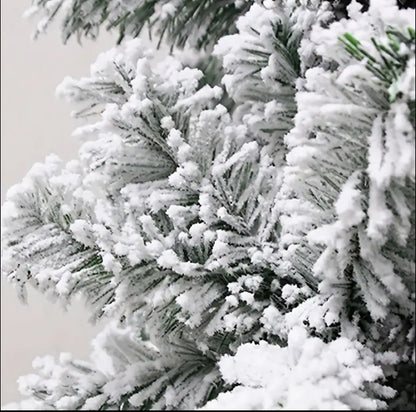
[1, 1, 117, 405]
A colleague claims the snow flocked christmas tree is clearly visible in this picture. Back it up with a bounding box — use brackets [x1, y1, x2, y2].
[2, 0, 415, 409]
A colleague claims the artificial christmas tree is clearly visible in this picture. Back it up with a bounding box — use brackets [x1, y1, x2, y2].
[2, 0, 415, 409]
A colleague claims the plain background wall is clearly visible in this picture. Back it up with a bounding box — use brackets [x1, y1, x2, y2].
[1, 1, 118, 405]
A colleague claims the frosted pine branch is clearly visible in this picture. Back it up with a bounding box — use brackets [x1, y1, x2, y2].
[2, 0, 415, 409]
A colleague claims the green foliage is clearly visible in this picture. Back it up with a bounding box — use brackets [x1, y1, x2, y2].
[29, 0, 254, 48]
[340, 27, 415, 101]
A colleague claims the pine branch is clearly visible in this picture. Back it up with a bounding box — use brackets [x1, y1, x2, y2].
[340, 26, 415, 102]
[283, 7, 415, 396]
[27, 0, 254, 48]
[3, 0, 414, 409]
